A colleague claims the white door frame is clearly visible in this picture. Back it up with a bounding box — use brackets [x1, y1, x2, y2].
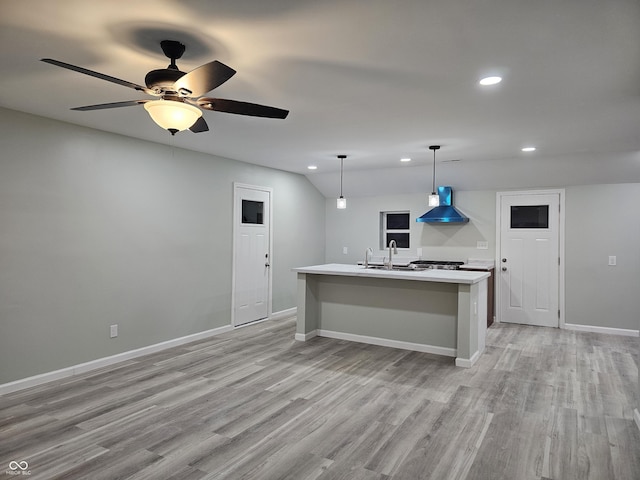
[231, 182, 274, 327]
[495, 189, 566, 327]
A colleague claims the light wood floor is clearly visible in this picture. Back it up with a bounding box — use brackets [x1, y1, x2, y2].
[1, 318, 638, 479]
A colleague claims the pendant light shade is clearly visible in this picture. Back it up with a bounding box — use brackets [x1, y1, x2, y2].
[144, 100, 202, 135]
[428, 145, 440, 206]
[337, 154, 347, 209]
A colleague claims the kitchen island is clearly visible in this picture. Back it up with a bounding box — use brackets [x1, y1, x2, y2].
[293, 263, 490, 367]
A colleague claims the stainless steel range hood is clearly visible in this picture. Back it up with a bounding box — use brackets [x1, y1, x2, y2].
[416, 186, 469, 224]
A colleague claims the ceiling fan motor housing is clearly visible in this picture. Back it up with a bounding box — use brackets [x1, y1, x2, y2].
[145, 69, 186, 92]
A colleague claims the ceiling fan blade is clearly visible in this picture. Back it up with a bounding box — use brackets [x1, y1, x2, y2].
[173, 61, 236, 97]
[198, 98, 289, 119]
[71, 100, 150, 111]
[41, 58, 156, 95]
[189, 116, 209, 133]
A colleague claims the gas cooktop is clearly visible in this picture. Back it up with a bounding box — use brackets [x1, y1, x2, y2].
[409, 260, 465, 270]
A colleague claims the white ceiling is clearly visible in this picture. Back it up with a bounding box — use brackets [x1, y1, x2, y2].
[1, 0, 639, 197]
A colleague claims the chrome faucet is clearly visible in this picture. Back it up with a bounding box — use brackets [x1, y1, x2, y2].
[387, 240, 398, 270]
[364, 247, 373, 268]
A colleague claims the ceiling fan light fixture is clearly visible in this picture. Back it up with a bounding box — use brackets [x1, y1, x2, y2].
[144, 100, 202, 134]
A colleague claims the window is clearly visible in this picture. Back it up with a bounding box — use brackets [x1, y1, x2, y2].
[380, 211, 410, 249]
[510, 205, 549, 229]
[242, 200, 264, 224]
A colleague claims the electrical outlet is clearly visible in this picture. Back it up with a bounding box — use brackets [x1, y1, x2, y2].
[477, 241, 489, 250]
[343, 246, 348, 255]
[110, 324, 118, 338]
[417, 247, 423, 258]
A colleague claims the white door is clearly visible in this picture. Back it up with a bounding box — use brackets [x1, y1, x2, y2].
[233, 184, 271, 326]
[499, 192, 560, 327]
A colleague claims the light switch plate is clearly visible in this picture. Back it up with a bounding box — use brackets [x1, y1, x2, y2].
[110, 324, 118, 338]
[608, 256, 616, 266]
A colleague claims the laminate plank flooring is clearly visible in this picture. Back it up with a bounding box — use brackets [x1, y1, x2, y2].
[1, 318, 638, 479]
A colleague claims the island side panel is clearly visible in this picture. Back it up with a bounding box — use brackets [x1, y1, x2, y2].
[312, 275, 458, 353]
[296, 272, 319, 339]
[477, 279, 488, 353]
[455, 278, 487, 367]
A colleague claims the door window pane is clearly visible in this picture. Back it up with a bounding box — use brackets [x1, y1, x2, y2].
[511, 205, 548, 228]
[242, 200, 264, 224]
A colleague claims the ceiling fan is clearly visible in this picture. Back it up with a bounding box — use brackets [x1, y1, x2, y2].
[41, 40, 289, 135]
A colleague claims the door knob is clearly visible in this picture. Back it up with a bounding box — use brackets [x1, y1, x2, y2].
[502, 266, 507, 271]
[502, 258, 507, 262]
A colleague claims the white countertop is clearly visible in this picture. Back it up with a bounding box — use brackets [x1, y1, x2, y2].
[293, 263, 490, 285]
[461, 259, 496, 271]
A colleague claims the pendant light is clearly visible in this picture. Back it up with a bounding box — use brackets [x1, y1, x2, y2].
[337, 154, 347, 209]
[428, 145, 440, 207]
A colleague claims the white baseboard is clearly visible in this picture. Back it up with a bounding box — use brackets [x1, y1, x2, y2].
[564, 323, 639, 337]
[0, 324, 234, 396]
[270, 307, 296, 321]
[316, 329, 457, 358]
[455, 349, 482, 368]
[295, 330, 318, 342]
[635, 409, 640, 432]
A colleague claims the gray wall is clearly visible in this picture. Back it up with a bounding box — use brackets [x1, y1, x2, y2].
[325, 185, 640, 331]
[564, 184, 640, 330]
[0, 108, 325, 384]
[325, 190, 496, 264]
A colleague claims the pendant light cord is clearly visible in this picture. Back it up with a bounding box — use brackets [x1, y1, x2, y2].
[431, 148, 436, 194]
[337, 154, 346, 197]
[340, 156, 344, 197]
[429, 145, 440, 194]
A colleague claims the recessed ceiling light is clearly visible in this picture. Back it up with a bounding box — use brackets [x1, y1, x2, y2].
[400, 158, 411, 162]
[307, 165, 318, 170]
[521, 147, 536, 152]
[479, 76, 502, 86]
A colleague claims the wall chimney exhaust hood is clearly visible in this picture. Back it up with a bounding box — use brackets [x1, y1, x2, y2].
[417, 186, 469, 223]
